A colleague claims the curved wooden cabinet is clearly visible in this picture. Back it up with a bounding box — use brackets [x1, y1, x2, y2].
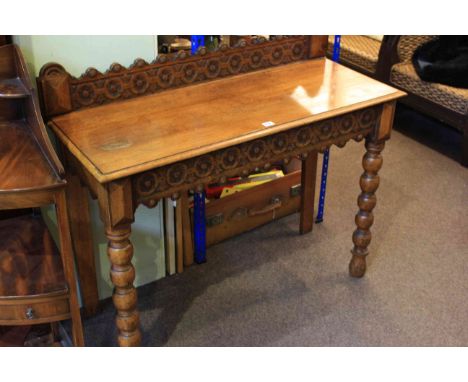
[0, 44, 84, 346]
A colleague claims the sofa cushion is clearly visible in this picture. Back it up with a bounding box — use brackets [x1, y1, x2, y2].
[390, 62, 468, 116]
[327, 35, 381, 73]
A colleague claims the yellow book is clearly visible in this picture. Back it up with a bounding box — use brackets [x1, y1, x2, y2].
[220, 170, 284, 198]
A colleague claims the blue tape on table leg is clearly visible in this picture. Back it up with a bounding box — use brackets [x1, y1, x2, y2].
[315, 148, 330, 223]
[315, 35, 340, 224]
[191, 35, 205, 54]
[332, 35, 341, 62]
[194, 191, 207, 264]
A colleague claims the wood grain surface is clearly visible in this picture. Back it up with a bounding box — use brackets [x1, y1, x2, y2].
[0, 216, 67, 298]
[50, 58, 405, 183]
[0, 121, 62, 193]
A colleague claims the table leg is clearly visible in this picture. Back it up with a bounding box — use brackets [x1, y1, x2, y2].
[66, 173, 99, 317]
[55, 189, 85, 346]
[300, 151, 318, 234]
[349, 138, 385, 278]
[106, 223, 141, 346]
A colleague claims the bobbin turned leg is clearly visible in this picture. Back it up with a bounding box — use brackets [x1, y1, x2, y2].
[349, 139, 385, 278]
[106, 224, 141, 346]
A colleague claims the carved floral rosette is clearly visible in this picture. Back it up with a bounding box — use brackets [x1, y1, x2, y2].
[133, 105, 382, 207]
[39, 36, 311, 117]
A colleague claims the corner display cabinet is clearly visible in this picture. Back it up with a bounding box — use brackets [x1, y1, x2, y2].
[0, 44, 84, 346]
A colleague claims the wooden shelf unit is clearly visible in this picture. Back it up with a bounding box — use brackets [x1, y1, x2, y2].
[0, 44, 84, 346]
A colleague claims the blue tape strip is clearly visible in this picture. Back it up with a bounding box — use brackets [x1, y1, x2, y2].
[191, 35, 205, 54]
[194, 191, 207, 264]
[191, 36, 207, 263]
[316, 35, 341, 223]
[332, 35, 341, 61]
[315, 148, 329, 223]
[191, 35, 207, 263]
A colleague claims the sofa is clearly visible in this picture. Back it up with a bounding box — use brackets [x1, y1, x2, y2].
[388, 36, 467, 166]
[326, 35, 397, 81]
[327, 35, 468, 166]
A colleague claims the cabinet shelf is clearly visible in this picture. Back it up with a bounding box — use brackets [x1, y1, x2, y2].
[0, 43, 84, 345]
[0, 216, 67, 299]
[0, 120, 62, 193]
[0, 77, 30, 99]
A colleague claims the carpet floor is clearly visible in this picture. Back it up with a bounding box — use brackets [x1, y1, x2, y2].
[83, 106, 468, 346]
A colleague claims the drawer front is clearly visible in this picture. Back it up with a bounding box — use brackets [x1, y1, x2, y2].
[0, 295, 70, 325]
[205, 170, 301, 246]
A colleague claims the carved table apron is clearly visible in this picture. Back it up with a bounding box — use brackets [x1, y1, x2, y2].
[47, 58, 405, 346]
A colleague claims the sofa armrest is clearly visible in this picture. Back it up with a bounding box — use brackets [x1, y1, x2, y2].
[375, 36, 401, 82]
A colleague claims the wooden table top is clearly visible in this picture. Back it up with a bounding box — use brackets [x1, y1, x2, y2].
[51, 58, 405, 183]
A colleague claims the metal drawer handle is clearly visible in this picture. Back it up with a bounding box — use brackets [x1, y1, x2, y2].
[248, 196, 282, 217]
[25, 307, 35, 320]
